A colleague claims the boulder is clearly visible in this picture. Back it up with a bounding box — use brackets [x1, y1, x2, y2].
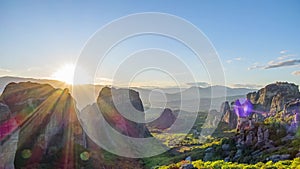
[245, 131, 254, 146]
[222, 144, 230, 151]
[266, 154, 290, 162]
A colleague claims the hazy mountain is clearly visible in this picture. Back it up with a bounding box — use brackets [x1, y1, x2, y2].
[0, 76, 255, 111]
[134, 86, 255, 111]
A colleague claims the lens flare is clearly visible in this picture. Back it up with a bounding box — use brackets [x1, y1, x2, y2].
[234, 98, 253, 118]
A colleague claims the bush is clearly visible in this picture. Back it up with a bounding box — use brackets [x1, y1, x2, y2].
[158, 158, 299, 169]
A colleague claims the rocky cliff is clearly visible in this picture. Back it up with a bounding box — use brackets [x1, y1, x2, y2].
[210, 82, 300, 163]
[0, 82, 87, 168]
[221, 101, 238, 129]
[247, 82, 300, 113]
[96, 87, 151, 138]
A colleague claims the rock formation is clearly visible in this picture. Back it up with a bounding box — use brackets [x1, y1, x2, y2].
[0, 83, 149, 168]
[148, 108, 177, 130]
[0, 102, 19, 169]
[247, 82, 300, 113]
[221, 101, 238, 129]
[97, 87, 151, 138]
[0, 103, 11, 123]
[0, 82, 86, 168]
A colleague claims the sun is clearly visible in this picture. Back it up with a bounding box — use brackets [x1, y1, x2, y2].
[52, 64, 75, 85]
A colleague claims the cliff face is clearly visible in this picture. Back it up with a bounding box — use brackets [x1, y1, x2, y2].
[247, 82, 300, 113]
[221, 101, 238, 129]
[0, 82, 86, 169]
[97, 87, 151, 138]
[0, 82, 145, 168]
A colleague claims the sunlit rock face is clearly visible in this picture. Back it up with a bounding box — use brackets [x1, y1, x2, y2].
[97, 87, 151, 138]
[247, 82, 300, 113]
[0, 82, 86, 169]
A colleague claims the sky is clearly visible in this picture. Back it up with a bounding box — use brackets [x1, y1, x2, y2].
[0, 0, 300, 88]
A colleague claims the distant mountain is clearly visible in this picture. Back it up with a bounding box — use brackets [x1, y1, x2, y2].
[135, 86, 255, 111]
[0, 76, 255, 111]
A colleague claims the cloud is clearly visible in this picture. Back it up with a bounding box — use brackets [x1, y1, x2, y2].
[186, 82, 210, 87]
[277, 54, 296, 60]
[249, 59, 300, 70]
[248, 64, 265, 70]
[232, 83, 263, 89]
[226, 60, 232, 63]
[95, 77, 113, 82]
[292, 70, 300, 76]
[264, 59, 300, 69]
[280, 50, 288, 54]
[226, 57, 242, 64]
[0, 68, 14, 77]
[0, 68, 11, 73]
[248, 50, 299, 70]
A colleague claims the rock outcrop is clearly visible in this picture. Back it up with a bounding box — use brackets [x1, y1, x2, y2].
[0, 102, 19, 169]
[0, 82, 147, 169]
[148, 108, 177, 130]
[284, 99, 300, 114]
[221, 101, 238, 129]
[247, 82, 300, 113]
[0, 103, 11, 123]
[97, 87, 151, 138]
[0, 82, 86, 169]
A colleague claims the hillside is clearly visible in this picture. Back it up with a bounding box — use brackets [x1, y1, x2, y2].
[154, 82, 300, 169]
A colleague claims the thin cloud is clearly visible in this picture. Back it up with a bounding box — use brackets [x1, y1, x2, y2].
[248, 50, 299, 70]
[186, 82, 210, 87]
[277, 54, 296, 60]
[0, 68, 11, 73]
[292, 70, 300, 76]
[232, 83, 262, 89]
[226, 57, 242, 64]
[280, 50, 288, 54]
[96, 77, 113, 82]
[0, 68, 14, 77]
[248, 65, 265, 70]
[264, 59, 300, 69]
[226, 60, 232, 64]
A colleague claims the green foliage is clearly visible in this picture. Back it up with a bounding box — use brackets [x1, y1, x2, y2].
[158, 158, 300, 169]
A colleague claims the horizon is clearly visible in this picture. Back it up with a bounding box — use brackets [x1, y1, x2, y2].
[1, 1, 300, 88]
[1, 75, 300, 91]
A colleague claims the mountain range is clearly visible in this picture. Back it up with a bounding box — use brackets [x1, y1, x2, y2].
[0, 76, 256, 111]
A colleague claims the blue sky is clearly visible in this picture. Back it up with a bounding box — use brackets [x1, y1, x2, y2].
[0, 0, 299, 88]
